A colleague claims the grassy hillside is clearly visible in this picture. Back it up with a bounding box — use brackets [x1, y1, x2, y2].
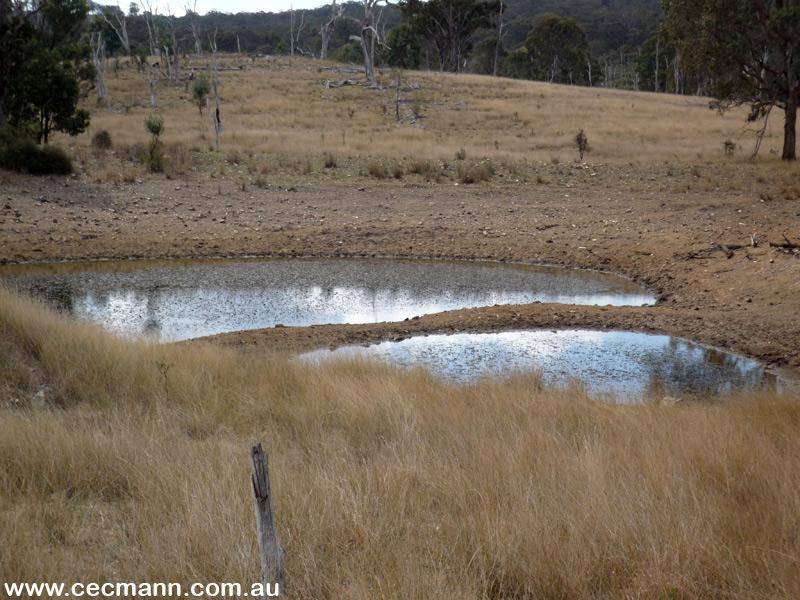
[59, 55, 785, 187]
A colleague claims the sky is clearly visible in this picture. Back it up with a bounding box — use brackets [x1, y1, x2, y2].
[136, 0, 328, 16]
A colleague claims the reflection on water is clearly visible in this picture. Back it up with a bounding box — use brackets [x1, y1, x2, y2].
[2, 258, 656, 342]
[302, 330, 781, 401]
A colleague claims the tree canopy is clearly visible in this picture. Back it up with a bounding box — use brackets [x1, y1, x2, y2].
[1, 0, 92, 143]
[525, 13, 591, 85]
[663, 0, 800, 160]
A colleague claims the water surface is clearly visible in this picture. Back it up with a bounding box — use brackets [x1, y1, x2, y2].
[2, 258, 655, 341]
[302, 330, 779, 401]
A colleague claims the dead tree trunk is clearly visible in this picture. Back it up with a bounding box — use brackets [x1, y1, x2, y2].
[320, 0, 342, 60]
[348, 0, 383, 86]
[209, 31, 222, 150]
[290, 9, 305, 57]
[148, 65, 158, 108]
[140, 0, 159, 58]
[100, 8, 130, 55]
[186, 1, 203, 56]
[251, 443, 285, 597]
[654, 36, 660, 93]
[91, 32, 108, 103]
[492, 0, 504, 76]
[783, 89, 798, 161]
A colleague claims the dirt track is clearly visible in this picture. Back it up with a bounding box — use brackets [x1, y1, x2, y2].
[1, 165, 799, 369]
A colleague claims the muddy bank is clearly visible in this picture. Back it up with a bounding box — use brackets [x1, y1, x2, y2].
[1, 169, 799, 368]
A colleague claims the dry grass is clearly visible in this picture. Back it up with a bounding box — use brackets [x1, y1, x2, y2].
[1, 287, 799, 598]
[55, 56, 793, 188]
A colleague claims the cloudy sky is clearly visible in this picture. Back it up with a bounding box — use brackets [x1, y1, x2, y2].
[143, 0, 326, 15]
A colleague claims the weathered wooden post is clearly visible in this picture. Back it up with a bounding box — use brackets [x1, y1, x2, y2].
[251, 443, 285, 597]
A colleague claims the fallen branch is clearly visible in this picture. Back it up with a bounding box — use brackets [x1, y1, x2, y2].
[684, 243, 745, 260]
[323, 78, 359, 88]
[769, 234, 800, 254]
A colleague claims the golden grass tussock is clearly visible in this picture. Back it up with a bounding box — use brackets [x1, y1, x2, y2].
[55, 56, 792, 188]
[1, 286, 800, 597]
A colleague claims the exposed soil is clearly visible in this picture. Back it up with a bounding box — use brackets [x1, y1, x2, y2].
[1, 166, 799, 369]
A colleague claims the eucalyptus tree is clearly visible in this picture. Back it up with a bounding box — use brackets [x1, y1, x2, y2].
[663, 0, 800, 160]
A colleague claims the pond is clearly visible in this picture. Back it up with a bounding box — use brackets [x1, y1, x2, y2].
[301, 330, 782, 401]
[1, 258, 656, 342]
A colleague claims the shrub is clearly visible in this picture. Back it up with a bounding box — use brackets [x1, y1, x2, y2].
[0, 128, 73, 175]
[367, 161, 388, 179]
[145, 114, 165, 138]
[144, 115, 165, 173]
[164, 143, 192, 178]
[457, 161, 494, 184]
[192, 75, 211, 116]
[455, 148, 467, 161]
[391, 164, 404, 179]
[91, 130, 112, 151]
[408, 158, 440, 182]
[323, 152, 337, 169]
[575, 129, 589, 160]
[146, 140, 164, 173]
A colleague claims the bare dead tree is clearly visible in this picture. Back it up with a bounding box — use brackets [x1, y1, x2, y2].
[320, 0, 343, 60]
[148, 64, 158, 108]
[186, 0, 203, 55]
[90, 31, 108, 102]
[394, 71, 401, 122]
[166, 11, 181, 81]
[139, 0, 160, 58]
[654, 36, 660, 92]
[208, 29, 222, 150]
[586, 57, 592, 87]
[289, 7, 305, 57]
[236, 34, 241, 55]
[99, 4, 130, 55]
[346, 0, 387, 86]
[491, 0, 504, 76]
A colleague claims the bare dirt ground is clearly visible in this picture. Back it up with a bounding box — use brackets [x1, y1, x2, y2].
[2, 160, 799, 371]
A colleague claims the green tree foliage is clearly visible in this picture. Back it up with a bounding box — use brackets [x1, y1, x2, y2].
[1, 0, 91, 143]
[192, 75, 211, 116]
[144, 113, 165, 172]
[525, 13, 592, 85]
[499, 47, 530, 79]
[382, 23, 422, 69]
[331, 41, 362, 64]
[400, 0, 498, 72]
[663, 0, 800, 160]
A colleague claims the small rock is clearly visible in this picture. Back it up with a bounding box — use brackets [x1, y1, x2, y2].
[32, 389, 47, 408]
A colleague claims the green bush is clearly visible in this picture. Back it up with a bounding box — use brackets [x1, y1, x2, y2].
[0, 128, 73, 175]
[192, 75, 211, 116]
[144, 115, 165, 173]
[145, 114, 165, 138]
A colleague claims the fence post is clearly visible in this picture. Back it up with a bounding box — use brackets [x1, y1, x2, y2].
[251, 443, 285, 597]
